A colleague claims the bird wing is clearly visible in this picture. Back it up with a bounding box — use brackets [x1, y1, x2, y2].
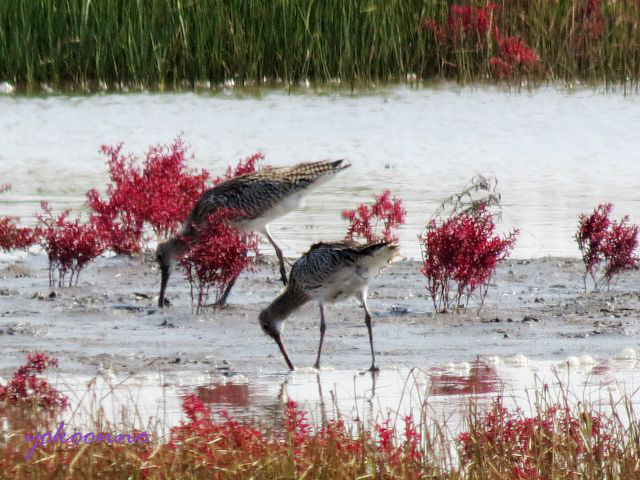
[291, 240, 393, 295]
[184, 160, 350, 232]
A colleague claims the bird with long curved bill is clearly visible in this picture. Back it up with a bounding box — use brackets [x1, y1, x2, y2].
[259, 240, 399, 372]
[155, 159, 351, 308]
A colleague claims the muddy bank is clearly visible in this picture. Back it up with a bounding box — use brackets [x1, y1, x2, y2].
[1, 253, 639, 380]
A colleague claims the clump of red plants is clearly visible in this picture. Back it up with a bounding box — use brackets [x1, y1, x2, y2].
[162, 394, 429, 478]
[424, 3, 541, 80]
[576, 203, 639, 292]
[0, 352, 68, 413]
[458, 397, 619, 480]
[3, 354, 640, 478]
[342, 189, 406, 243]
[87, 136, 209, 254]
[178, 209, 259, 312]
[176, 153, 264, 311]
[37, 202, 104, 287]
[213, 152, 264, 185]
[0, 184, 39, 251]
[420, 176, 518, 313]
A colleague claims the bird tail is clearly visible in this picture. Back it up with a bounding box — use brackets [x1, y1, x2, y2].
[356, 241, 400, 269]
[290, 159, 351, 180]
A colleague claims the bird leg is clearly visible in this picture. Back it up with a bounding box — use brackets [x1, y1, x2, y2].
[203, 275, 238, 309]
[359, 291, 379, 372]
[274, 333, 295, 371]
[213, 275, 238, 309]
[314, 304, 326, 369]
[263, 227, 288, 286]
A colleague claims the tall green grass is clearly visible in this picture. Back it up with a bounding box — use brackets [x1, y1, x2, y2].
[0, 0, 639, 91]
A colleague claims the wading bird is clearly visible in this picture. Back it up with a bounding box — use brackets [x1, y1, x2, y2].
[258, 240, 399, 372]
[156, 160, 350, 308]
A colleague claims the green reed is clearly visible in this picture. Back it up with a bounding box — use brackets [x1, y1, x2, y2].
[0, 0, 639, 92]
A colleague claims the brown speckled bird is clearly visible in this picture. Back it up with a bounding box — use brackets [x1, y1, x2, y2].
[156, 160, 350, 308]
[259, 240, 399, 372]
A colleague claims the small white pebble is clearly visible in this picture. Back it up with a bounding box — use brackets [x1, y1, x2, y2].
[229, 374, 248, 384]
[615, 347, 636, 360]
[505, 354, 528, 366]
[579, 355, 597, 365]
[453, 362, 470, 371]
[564, 356, 580, 367]
[486, 355, 501, 366]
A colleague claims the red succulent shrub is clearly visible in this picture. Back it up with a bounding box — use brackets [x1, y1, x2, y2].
[0, 184, 39, 251]
[574, 0, 606, 60]
[37, 202, 104, 287]
[178, 209, 259, 312]
[420, 204, 518, 312]
[447, 3, 498, 39]
[457, 399, 614, 479]
[342, 190, 406, 243]
[490, 35, 540, 79]
[165, 394, 425, 478]
[425, 3, 498, 44]
[0, 217, 39, 252]
[576, 203, 639, 292]
[213, 152, 264, 185]
[87, 137, 209, 253]
[0, 352, 68, 412]
[424, 3, 541, 80]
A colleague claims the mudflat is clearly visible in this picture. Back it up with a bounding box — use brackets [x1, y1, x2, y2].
[1, 253, 638, 378]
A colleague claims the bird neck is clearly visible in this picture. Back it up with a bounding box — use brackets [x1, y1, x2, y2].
[260, 283, 310, 336]
[166, 236, 188, 261]
[270, 284, 310, 319]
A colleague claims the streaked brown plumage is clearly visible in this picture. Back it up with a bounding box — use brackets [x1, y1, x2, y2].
[259, 240, 399, 371]
[156, 160, 350, 308]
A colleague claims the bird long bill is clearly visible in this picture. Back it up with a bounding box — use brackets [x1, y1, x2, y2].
[275, 334, 294, 371]
[158, 265, 169, 308]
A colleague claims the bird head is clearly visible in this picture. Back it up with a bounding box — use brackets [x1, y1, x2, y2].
[258, 308, 281, 340]
[156, 237, 185, 308]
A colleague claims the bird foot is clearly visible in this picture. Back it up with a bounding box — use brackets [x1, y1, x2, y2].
[202, 300, 229, 310]
[360, 365, 379, 375]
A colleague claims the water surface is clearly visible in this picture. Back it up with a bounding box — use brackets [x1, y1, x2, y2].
[1, 86, 639, 258]
[55, 357, 640, 434]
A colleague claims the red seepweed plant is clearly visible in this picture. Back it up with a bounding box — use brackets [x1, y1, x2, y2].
[342, 190, 406, 243]
[457, 397, 615, 480]
[213, 152, 264, 185]
[576, 203, 639, 292]
[424, 3, 541, 80]
[0, 352, 68, 413]
[420, 176, 518, 313]
[178, 209, 259, 312]
[0, 184, 39, 251]
[2, 356, 640, 478]
[37, 202, 104, 287]
[166, 393, 426, 478]
[87, 136, 209, 254]
[175, 153, 265, 311]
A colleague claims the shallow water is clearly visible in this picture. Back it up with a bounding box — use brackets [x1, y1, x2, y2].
[54, 356, 640, 434]
[2, 86, 639, 259]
